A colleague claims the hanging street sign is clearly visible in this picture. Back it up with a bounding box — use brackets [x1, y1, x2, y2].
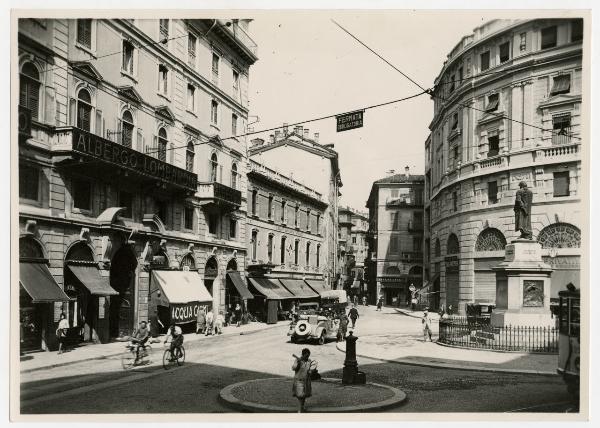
[336, 110, 364, 132]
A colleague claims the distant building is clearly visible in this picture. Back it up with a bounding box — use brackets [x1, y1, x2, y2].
[365, 167, 425, 306]
[425, 18, 583, 314]
[337, 207, 369, 298]
[17, 18, 257, 351]
[249, 126, 342, 288]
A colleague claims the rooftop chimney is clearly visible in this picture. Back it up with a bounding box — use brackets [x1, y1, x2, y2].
[314, 132, 319, 142]
[386, 169, 395, 176]
[251, 138, 265, 147]
[405, 166, 410, 177]
[294, 125, 303, 135]
[274, 130, 281, 139]
[303, 129, 309, 138]
[269, 134, 275, 143]
[283, 123, 289, 135]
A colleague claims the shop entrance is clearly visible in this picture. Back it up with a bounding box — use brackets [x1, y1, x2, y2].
[110, 245, 137, 338]
[225, 259, 239, 307]
[204, 257, 218, 296]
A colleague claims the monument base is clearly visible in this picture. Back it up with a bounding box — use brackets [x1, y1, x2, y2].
[491, 310, 555, 327]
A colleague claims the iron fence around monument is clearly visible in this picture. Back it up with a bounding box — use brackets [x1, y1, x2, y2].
[438, 317, 558, 353]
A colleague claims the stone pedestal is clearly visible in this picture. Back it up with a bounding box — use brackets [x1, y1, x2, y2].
[491, 239, 554, 327]
[342, 332, 366, 385]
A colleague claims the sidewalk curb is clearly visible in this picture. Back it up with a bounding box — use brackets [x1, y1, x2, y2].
[335, 340, 557, 376]
[219, 377, 407, 413]
[21, 323, 286, 374]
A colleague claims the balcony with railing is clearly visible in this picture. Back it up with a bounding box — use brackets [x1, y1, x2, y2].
[197, 181, 242, 210]
[552, 127, 573, 146]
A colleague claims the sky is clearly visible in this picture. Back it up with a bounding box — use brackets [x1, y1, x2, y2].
[245, 11, 511, 211]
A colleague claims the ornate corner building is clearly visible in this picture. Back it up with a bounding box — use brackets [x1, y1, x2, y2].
[18, 18, 258, 351]
[424, 18, 583, 314]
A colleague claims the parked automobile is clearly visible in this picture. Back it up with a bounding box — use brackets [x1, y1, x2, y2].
[288, 313, 339, 345]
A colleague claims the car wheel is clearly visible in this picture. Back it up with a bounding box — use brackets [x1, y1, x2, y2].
[318, 332, 325, 345]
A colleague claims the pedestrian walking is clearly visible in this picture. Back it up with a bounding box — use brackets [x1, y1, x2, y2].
[234, 303, 243, 327]
[337, 314, 349, 342]
[205, 309, 214, 336]
[422, 308, 433, 342]
[292, 348, 318, 413]
[348, 304, 359, 329]
[214, 311, 225, 334]
[56, 313, 69, 354]
[376, 298, 383, 311]
[411, 296, 418, 311]
[362, 296, 367, 306]
[196, 307, 206, 334]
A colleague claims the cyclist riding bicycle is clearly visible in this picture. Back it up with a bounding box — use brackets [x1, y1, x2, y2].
[131, 321, 150, 362]
[164, 324, 184, 361]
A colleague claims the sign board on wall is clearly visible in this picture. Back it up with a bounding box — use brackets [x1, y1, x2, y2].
[170, 302, 210, 323]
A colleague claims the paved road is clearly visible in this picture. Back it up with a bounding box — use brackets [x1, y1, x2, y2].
[20, 306, 578, 414]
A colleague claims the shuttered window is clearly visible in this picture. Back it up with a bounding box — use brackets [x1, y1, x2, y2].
[19, 63, 40, 120]
[76, 89, 92, 131]
[499, 41, 510, 63]
[553, 171, 570, 197]
[480, 51, 490, 71]
[485, 93, 499, 112]
[122, 41, 134, 74]
[541, 26, 557, 49]
[77, 19, 92, 48]
[158, 128, 168, 162]
[19, 163, 39, 201]
[550, 74, 570, 96]
[121, 110, 134, 148]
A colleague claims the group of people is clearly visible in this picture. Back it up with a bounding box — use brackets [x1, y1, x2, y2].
[195, 303, 244, 335]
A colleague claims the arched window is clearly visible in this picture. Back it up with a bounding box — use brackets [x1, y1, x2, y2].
[475, 228, 507, 251]
[77, 88, 93, 131]
[20, 62, 41, 120]
[210, 153, 218, 182]
[537, 223, 581, 249]
[231, 163, 238, 189]
[180, 253, 196, 271]
[447, 233, 460, 255]
[408, 265, 423, 276]
[121, 110, 134, 148]
[186, 141, 195, 172]
[19, 236, 46, 261]
[158, 127, 168, 162]
[434, 239, 441, 257]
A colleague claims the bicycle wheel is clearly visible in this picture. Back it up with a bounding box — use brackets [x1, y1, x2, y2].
[121, 348, 136, 370]
[162, 349, 174, 370]
[176, 346, 185, 366]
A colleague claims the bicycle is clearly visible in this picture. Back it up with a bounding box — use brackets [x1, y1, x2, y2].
[121, 342, 153, 370]
[162, 344, 185, 370]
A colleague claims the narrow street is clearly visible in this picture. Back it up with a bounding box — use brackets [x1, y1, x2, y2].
[21, 306, 577, 414]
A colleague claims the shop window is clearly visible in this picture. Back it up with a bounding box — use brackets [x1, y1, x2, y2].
[480, 51, 490, 71]
[186, 142, 195, 172]
[488, 133, 499, 157]
[77, 19, 92, 48]
[19, 163, 39, 201]
[188, 33, 196, 67]
[267, 235, 273, 262]
[159, 19, 169, 40]
[208, 212, 219, 235]
[229, 218, 237, 239]
[499, 41, 510, 63]
[541, 26, 557, 49]
[294, 240, 299, 265]
[119, 190, 133, 218]
[550, 74, 571, 96]
[122, 40, 134, 75]
[184, 206, 194, 230]
[232, 113, 238, 135]
[121, 110, 134, 148]
[281, 236, 286, 263]
[19, 62, 41, 120]
[231, 163, 238, 189]
[187, 84, 195, 111]
[485, 93, 499, 112]
[571, 19, 583, 42]
[488, 181, 498, 204]
[72, 177, 92, 211]
[211, 100, 219, 125]
[553, 171, 570, 197]
[158, 128, 168, 162]
[76, 88, 93, 131]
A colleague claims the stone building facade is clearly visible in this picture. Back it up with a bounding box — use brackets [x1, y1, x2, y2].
[17, 18, 257, 351]
[365, 168, 425, 306]
[424, 18, 584, 314]
[337, 207, 369, 298]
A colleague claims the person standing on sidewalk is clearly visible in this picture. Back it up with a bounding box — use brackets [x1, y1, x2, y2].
[56, 313, 69, 354]
[292, 348, 317, 413]
[348, 304, 359, 329]
[234, 303, 243, 327]
[205, 309, 214, 336]
[376, 298, 383, 311]
[214, 311, 225, 335]
[337, 313, 349, 342]
[422, 308, 433, 342]
[196, 308, 206, 335]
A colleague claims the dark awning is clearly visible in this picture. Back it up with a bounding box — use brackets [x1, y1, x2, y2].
[20, 262, 71, 303]
[67, 265, 119, 296]
[304, 279, 330, 295]
[248, 277, 294, 300]
[227, 272, 254, 300]
[278, 279, 319, 299]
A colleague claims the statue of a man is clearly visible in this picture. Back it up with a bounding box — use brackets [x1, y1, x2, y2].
[514, 181, 533, 239]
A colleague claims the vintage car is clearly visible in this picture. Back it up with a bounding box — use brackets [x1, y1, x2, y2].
[288, 313, 340, 345]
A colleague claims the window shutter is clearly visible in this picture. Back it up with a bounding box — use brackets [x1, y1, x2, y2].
[69, 97, 77, 126]
[150, 135, 158, 157]
[116, 118, 123, 144]
[137, 128, 143, 152]
[95, 109, 103, 136]
[28, 81, 40, 120]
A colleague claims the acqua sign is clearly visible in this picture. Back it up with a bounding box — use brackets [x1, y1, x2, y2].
[170, 302, 210, 323]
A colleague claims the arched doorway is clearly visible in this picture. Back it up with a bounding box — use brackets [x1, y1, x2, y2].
[110, 245, 138, 338]
[225, 258, 239, 308]
[19, 236, 47, 352]
[180, 253, 196, 271]
[204, 256, 218, 296]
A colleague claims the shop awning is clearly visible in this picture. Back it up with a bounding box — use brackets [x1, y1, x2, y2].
[320, 289, 348, 303]
[304, 279, 330, 295]
[227, 272, 254, 300]
[278, 279, 319, 299]
[67, 265, 119, 296]
[151, 270, 212, 307]
[20, 262, 71, 303]
[248, 277, 295, 300]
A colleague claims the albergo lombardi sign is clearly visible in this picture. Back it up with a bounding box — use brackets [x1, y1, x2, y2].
[336, 110, 364, 132]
